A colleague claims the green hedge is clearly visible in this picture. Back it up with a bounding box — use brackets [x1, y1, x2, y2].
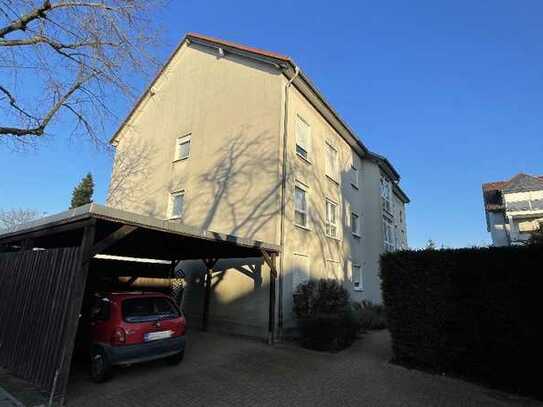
[381, 246, 542, 398]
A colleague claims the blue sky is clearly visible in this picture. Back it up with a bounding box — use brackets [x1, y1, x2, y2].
[1, 0, 542, 248]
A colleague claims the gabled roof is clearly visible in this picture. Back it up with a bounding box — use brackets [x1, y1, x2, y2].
[502, 173, 543, 193]
[109, 33, 408, 200]
[482, 173, 543, 211]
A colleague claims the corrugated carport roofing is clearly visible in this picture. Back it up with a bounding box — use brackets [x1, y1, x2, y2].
[0, 203, 280, 260]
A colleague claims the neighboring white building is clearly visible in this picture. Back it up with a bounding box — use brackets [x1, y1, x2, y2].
[483, 173, 543, 246]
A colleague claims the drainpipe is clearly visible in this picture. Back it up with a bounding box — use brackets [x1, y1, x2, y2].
[277, 65, 300, 340]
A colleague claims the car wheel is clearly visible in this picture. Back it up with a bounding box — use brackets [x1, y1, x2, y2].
[166, 349, 184, 365]
[91, 348, 112, 383]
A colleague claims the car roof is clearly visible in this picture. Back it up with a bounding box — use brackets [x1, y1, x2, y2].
[101, 292, 171, 300]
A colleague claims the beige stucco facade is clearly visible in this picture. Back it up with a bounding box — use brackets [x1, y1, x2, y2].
[108, 34, 409, 338]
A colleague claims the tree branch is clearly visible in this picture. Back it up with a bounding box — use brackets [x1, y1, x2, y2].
[0, 85, 38, 121]
[0, 35, 118, 49]
[0, 1, 127, 39]
[0, 0, 159, 142]
[0, 76, 89, 136]
[0, 1, 51, 38]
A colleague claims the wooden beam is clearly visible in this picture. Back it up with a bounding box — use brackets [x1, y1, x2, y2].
[21, 238, 34, 250]
[201, 258, 218, 332]
[261, 249, 277, 279]
[91, 225, 138, 256]
[55, 221, 96, 404]
[266, 252, 277, 345]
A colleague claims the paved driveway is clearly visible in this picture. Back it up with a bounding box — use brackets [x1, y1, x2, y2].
[67, 330, 542, 407]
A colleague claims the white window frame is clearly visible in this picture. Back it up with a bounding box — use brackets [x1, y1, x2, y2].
[168, 190, 185, 219]
[325, 198, 339, 239]
[381, 177, 392, 214]
[325, 141, 340, 183]
[295, 115, 311, 162]
[383, 215, 394, 252]
[351, 211, 361, 237]
[353, 264, 363, 291]
[174, 134, 191, 161]
[351, 165, 359, 189]
[294, 182, 310, 229]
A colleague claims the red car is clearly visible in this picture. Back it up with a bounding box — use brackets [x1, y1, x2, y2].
[85, 292, 186, 382]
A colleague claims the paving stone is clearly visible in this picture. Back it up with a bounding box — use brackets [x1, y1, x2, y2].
[65, 330, 543, 407]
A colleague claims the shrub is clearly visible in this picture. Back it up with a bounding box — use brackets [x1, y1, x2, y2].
[354, 301, 387, 331]
[381, 246, 543, 399]
[293, 279, 359, 351]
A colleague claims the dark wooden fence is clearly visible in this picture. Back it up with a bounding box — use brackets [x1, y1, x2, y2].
[0, 247, 82, 399]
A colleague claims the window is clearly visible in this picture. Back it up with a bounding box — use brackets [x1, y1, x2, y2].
[169, 191, 185, 219]
[325, 199, 338, 238]
[175, 134, 191, 161]
[351, 165, 359, 188]
[381, 177, 392, 213]
[383, 216, 394, 252]
[291, 253, 310, 290]
[294, 184, 309, 228]
[295, 116, 311, 161]
[351, 211, 360, 237]
[325, 142, 339, 182]
[353, 264, 363, 291]
[122, 297, 180, 323]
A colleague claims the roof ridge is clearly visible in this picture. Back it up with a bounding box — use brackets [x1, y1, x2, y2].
[483, 173, 543, 190]
[186, 32, 292, 63]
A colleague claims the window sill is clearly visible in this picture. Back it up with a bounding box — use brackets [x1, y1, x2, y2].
[351, 183, 359, 190]
[326, 174, 340, 186]
[294, 223, 311, 232]
[296, 153, 312, 165]
[352, 233, 361, 239]
[353, 287, 363, 292]
[168, 216, 183, 221]
[325, 234, 341, 242]
[383, 209, 394, 219]
[172, 156, 189, 164]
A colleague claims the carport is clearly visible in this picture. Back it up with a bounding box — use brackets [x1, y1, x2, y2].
[0, 203, 280, 405]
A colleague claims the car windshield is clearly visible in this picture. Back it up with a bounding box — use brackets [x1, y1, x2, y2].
[122, 297, 180, 323]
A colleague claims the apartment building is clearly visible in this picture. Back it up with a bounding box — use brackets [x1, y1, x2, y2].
[108, 33, 409, 338]
[483, 173, 543, 246]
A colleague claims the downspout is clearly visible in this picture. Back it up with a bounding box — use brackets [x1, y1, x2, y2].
[278, 66, 300, 339]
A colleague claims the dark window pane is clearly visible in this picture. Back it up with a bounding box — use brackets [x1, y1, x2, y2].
[122, 297, 180, 323]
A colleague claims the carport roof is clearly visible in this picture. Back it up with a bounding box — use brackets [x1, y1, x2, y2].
[0, 203, 280, 261]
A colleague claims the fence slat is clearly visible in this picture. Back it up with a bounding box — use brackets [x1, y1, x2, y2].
[0, 247, 82, 394]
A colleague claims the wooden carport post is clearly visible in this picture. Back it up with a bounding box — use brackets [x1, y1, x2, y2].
[201, 258, 218, 331]
[55, 221, 96, 406]
[261, 250, 278, 345]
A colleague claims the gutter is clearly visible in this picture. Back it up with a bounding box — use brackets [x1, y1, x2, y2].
[277, 65, 300, 340]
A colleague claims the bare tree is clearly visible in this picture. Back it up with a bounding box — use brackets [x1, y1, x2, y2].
[0, 0, 161, 144]
[0, 208, 43, 232]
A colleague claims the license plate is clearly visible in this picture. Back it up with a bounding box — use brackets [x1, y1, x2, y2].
[144, 330, 173, 342]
